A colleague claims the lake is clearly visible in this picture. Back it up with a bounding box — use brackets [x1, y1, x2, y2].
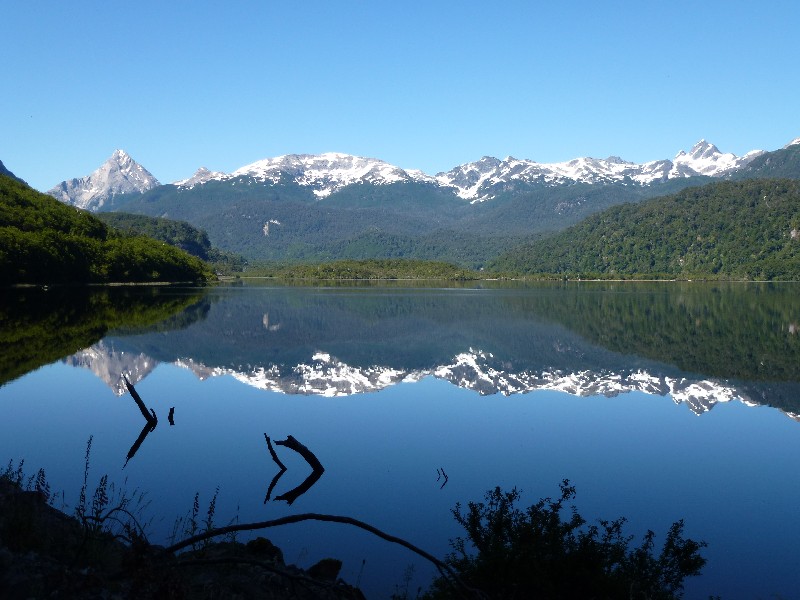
[1, 281, 799, 598]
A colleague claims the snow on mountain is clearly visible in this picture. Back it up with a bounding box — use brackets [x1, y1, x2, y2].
[436, 140, 766, 202]
[48, 139, 776, 208]
[47, 149, 160, 210]
[173, 166, 226, 188]
[784, 137, 800, 149]
[670, 139, 764, 177]
[227, 152, 435, 198]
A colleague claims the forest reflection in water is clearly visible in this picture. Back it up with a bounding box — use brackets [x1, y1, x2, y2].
[1, 281, 799, 599]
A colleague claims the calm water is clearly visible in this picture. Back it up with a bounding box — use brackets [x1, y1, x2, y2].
[1, 281, 799, 598]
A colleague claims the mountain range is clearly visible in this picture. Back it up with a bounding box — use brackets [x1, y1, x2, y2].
[46, 139, 790, 208]
[25, 137, 800, 266]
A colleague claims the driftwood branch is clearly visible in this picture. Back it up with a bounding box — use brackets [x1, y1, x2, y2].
[264, 434, 324, 504]
[124, 420, 157, 468]
[264, 471, 284, 503]
[265, 434, 287, 472]
[275, 469, 324, 505]
[164, 512, 478, 597]
[274, 435, 324, 472]
[122, 375, 157, 426]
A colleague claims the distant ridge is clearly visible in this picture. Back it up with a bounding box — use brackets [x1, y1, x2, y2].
[0, 159, 27, 185]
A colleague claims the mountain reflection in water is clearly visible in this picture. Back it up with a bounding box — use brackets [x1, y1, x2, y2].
[60, 281, 800, 419]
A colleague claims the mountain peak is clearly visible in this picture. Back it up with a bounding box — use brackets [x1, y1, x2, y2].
[688, 139, 720, 160]
[668, 140, 761, 178]
[230, 152, 433, 198]
[173, 166, 226, 188]
[47, 150, 160, 210]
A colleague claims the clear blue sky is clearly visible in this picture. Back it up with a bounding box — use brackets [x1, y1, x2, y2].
[2, 0, 798, 191]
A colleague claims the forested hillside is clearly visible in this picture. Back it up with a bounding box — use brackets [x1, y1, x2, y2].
[101, 177, 710, 268]
[0, 175, 212, 284]
[492, 179, 800, 280]
[95, 212, 246, 273]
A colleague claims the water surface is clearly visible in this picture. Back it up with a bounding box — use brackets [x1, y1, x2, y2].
[1, 281, 799, 598]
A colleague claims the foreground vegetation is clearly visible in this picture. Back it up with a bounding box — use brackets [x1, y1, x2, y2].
[0, 175, 213, 284]
[426, 483, 705, 600]
[1, 454, 707, 599]
[492, 179, 800, 280]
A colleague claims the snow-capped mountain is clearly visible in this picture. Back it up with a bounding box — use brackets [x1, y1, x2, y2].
[47, 149, 160, 210]
[172, 167, 226, 189]
[47, 139, 784, 208]
[223, 152, 434, 198]
[436, 140, 766, 201]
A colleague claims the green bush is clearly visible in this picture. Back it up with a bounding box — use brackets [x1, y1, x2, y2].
[426, 482, 706, 600]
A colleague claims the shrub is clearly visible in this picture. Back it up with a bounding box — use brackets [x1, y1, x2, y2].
[426, 481, 706, 600]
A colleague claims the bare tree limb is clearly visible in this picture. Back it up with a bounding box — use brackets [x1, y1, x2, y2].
[164, 512, 479, 597]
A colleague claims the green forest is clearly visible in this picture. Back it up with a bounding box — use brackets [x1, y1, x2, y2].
[492, 179, 800, 280]
[260, 258, 480, 280]
[95, 212, 246, 274]
[0, 175, 213, 285]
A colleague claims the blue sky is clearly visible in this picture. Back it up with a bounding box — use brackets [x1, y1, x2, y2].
[2, 0, 798, 191]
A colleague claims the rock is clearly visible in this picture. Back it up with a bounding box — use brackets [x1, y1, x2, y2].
[307, 558, 342, 582]
[246, 537, 284, 564]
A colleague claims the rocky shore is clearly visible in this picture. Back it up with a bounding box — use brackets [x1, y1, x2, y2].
[0, 480, 366, 599]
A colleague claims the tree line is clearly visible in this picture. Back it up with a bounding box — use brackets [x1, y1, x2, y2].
[0, 175, 213, 284]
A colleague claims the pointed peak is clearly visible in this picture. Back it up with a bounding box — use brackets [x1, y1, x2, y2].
[173, 166, 226, 187]
[110, 149, 131, 161]
[673, 140, 721, 162]
[47, 149, 159, 210]
[690, 139, 719, 153]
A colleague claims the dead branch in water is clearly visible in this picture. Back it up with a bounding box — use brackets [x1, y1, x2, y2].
[274, 435, 324, 472]
[122, 374, 157, 426]
[164, 512, 481, 598]
[264, 434, 287, 472]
